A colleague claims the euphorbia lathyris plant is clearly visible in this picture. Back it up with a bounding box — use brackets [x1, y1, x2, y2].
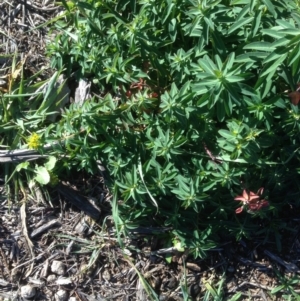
[43, 0, 300, 255]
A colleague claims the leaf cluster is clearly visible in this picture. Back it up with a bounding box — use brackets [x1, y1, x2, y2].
[3, 0, 300, 256]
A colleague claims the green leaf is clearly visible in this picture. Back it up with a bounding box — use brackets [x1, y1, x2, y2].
[250, 10, 261, 38]
[230, 0, 249, 4]
[191, 83, 210, 95]
[165, 253, 172, 264]
[225, 75, 244, 83]
[238, 83, 257, 96]
[260, 54, 287, 77]
[292, 54, 300, 76]
[16, 161, 30, 172]
[34, 166, 50, 185]
[224, 93, 233, 116]
[162, 2, 175, 24]
[217, 100, 225, 121]
[280, 28, 300, 35]
[215, 55, 223, 71]
[211, 31, 226, 55]
[198, 56, 218, 75]
[170, 82, 179, 98]
[243, 42, 275, 51]
[44, 156, 57, 171]
[271, 38, 290, 48]
[288, 43, 300, 66]
[204, 17, 214, 30]
[228, 17, 254, 34]
[168, 18, 177, 42]
[276, 19, 295, 29]
[227, 292, 242, 301]
[261, 28, 286, 39]
[271, 285, 285, 294]
[178, 80, 191, 96]
[222, 53, 235, 75]
[174, 241, 184, 252]
[204, 281, 217, 297]
[77, 1, 93, 10]
[235, 52, 267, 62]
[263, 48, 286, 64]
[218, 129, 235, 139]
[262, 0, 277, 17]
[236, 4, 250, 20]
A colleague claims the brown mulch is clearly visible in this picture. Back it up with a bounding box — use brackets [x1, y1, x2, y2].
[1, 1, 300, 300]
[2, 175, 300, 301]
[0, 0, 57, 87]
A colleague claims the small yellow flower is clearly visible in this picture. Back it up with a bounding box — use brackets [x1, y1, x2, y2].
[27, 133, 41, 149]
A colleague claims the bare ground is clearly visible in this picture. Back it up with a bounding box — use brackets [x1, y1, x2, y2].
[1, 1, 300, 300]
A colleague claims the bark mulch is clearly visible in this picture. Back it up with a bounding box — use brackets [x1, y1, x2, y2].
[1, 1, 300, 300]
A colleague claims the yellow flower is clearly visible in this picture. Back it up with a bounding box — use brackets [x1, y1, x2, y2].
[27, 133, 41, 149]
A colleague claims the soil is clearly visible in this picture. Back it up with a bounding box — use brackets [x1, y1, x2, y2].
[1, 1, 300, 300]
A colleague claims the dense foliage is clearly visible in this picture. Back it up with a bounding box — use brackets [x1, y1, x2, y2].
[2, 0, 300, 257]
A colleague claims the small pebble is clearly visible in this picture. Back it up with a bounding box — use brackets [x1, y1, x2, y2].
[20, 284, 36, 299]
[47, 274, 56, 283]
[102, 269, 111, 282]
[51, 260, 66, 275]
[55, 289, 68, 301]
[159, 294, 167, 301]
[189, 283, 201, 297]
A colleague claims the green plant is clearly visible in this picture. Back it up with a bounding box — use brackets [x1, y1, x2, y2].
[203, 278, 224, 301]
[3, 0, 300, 255]
[0, 57, 66, 200]
[271, 269, 300, 299]
[7, 156, 57, 187]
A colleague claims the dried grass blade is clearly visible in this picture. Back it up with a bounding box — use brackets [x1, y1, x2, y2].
[20, 202, 35, 277]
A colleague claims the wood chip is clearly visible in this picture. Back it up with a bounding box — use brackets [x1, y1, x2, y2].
[264, 250, 299, 272]
[30, 219, 61, 238]
[186, 262, 201, 272]
[57, 183, 101, 221]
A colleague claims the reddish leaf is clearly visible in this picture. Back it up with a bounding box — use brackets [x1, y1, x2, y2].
[288, 91, 300, 106]
[235, 207, 243, 214]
